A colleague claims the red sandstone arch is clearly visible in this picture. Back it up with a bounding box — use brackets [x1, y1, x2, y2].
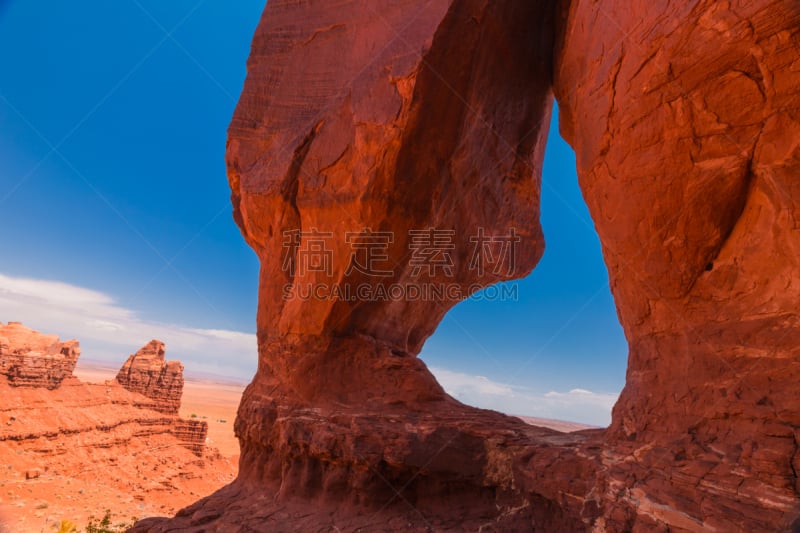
[135, 1, 800, 531]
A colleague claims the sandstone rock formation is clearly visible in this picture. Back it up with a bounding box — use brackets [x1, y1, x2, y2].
[116, 340, 184, 415]
[114, 341, 208, 454]
[136, 0, 800, 531]
[553, 1, 800, 530]
[172, 419, 210, 457]
[0, 324, 232, 529]
[0, 322, 79, 389]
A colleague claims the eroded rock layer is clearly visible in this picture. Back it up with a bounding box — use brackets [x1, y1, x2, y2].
[172, 419, 209, 457]
[137, 0, 800, 531]
[0, 322, 79, 389]
[0, 377, 233, 527]
[116, 340, 184, 415]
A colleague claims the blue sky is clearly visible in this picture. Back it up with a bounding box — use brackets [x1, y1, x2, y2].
[0, 1, 627, 425]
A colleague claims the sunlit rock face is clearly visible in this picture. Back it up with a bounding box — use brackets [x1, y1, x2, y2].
[135, 0, 800, 531]
[0, 321, 80, 389]
[116, 340, 184, 415]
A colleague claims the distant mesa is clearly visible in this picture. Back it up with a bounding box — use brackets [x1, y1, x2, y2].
[0, 322, 208, 457]
[0, 321, 80, 389]
[116, 339, 184, 415]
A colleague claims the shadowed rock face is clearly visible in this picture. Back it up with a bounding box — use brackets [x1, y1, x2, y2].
[135, 0, 800, 531]
[228, 0, 552, 356]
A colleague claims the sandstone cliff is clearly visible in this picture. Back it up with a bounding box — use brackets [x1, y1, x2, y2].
[135, 0, 800, 531]
[116, 340, 184, 415]
[0, 322, 79, 389]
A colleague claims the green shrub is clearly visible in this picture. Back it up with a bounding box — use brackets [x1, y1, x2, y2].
[81, 510, 137, 533]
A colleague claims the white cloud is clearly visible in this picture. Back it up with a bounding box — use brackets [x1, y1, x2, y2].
[0, 272, 257, 379]
[564, 389, 592, 394]
[430, 366, 618, 427]
[431, 367, 516, 398]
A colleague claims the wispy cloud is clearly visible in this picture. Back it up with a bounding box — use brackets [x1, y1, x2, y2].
[0, 272, 257, 379]
[430, 367, 618, 426]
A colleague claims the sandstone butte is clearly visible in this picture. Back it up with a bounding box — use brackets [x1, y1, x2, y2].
[116, 339, 185, 415]
[0, 323, 234, 528]
[134, 0, 800, 531]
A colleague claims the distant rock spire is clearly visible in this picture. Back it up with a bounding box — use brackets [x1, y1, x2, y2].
[116, 339, 184, 415]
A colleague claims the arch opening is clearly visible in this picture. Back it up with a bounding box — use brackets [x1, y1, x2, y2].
[419, 102, 627, 428]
